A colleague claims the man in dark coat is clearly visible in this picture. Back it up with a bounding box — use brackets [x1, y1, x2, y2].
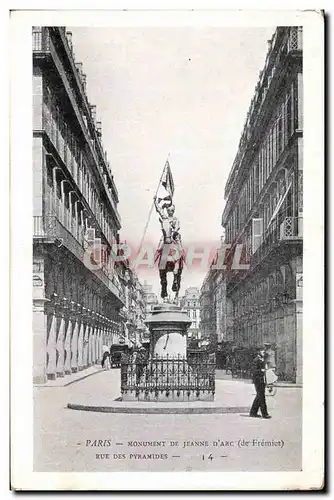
[249, 347, 271, 419]
[120, 347, 131, 389]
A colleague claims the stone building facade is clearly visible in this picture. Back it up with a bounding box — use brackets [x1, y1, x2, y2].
[200, 268, 229, 347]
[142, 281, 159, 314]
[180, 287, 201, 339]
[221, 27, 303, 383]
[122, 271, 147, 347]
[33, 27, 126, 383]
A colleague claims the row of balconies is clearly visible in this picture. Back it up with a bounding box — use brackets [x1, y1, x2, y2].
[225, 216, 302, 290]
[44, 105, 120, 240]
[224, 27, 302, 200]
[33, 215, 125, 304]
[33, 28, 120, 229]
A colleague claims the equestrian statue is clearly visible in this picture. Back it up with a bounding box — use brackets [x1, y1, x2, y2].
[154, 196, 184, 300]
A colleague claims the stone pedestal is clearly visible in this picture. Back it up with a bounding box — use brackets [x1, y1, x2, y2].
[121, 302, 215, 402]
[147, 303, 190, 359]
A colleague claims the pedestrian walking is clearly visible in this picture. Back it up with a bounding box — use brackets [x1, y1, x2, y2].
[120, 347, 131, 388]
[249, 347, 271, 419]
[101, 344, 110, 369]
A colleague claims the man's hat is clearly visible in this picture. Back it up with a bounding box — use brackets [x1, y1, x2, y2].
[256, 346, 265, 352]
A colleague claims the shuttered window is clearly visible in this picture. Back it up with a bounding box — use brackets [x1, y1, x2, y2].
[252, 218, 263, 254]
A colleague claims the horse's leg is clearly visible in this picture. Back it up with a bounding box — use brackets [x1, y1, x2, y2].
[160, 269, 168, 298]
[172, 269, 178, 292]
[172, 259, 181, 292]
[176, 264, 183, 292]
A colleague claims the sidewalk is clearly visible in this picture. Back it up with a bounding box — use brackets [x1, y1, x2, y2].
[37, 365, 102, 387]
[62, 368, 302, 414]
[38, 367, 302, 389]
[215, 369, 303, 388]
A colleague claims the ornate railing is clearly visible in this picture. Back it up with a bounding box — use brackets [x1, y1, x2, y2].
[287, 26, 303, 52]
[250, 217, 303, 270]
[280, 217, 303, 239]
[121, 354, 215, 399]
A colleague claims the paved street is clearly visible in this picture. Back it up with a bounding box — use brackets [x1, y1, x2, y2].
[34, 369, 302, 472]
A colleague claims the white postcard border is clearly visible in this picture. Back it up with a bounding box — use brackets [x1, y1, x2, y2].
[10, 8, 324, 491]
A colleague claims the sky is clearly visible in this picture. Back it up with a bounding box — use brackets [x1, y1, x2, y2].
[69, 26, 274, 296]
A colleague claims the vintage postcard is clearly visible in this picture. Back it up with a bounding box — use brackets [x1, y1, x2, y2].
[10, 8, 324, 491]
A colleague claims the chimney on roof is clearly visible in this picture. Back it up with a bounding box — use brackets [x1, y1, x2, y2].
[75, 62, 83, 76]
[96, 121, 102, 137]
[90, 105, 97, 124]
[66, 31, 73, 51]
[81, 74, 86, 92]
[221, 231, 226, 244]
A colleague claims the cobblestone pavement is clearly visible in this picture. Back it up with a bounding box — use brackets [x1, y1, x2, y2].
[34, 368, 302, 472]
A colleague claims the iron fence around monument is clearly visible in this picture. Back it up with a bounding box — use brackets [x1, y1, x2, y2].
[120, 353, 215, 399]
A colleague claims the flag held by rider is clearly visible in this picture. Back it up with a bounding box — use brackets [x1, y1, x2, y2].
[158, 160, 174, 208]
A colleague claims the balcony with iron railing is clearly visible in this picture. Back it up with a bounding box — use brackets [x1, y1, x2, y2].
[33, 214, 125, 305]
[251, 216, 303, 269]
[43, 104, 121, 237]
[226, 216, 303, 290]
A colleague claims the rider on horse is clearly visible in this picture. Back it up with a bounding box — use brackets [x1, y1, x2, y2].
[154, 196, 184, 299]
[154, 196, 181, 247]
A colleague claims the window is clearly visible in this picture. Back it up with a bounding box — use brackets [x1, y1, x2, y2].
[252, 218, 263, 254]
[277, 116, 282, 155]
[32, 27, 42, 50]
[286, 94, 292, 138]
[192, 310, 196, 319]
[273, 123, 277, 167]
[282, 98, 288, 148]
[259, 149, 264, 191]
[43, 85, 51, 134]
[253, 163, 259, 200]
[293, 77, 300, 131]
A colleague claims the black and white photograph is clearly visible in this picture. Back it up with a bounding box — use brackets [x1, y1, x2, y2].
[10, 8, 324, 491]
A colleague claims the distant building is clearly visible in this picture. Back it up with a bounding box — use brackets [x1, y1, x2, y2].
[142, 281, 158, 314]
[199, 266, 229, 350]
[121, 270, 147, 347]
[180, 287, 201, 339]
